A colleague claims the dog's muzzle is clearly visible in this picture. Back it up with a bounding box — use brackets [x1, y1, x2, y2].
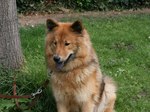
[53, 53, 75, 70]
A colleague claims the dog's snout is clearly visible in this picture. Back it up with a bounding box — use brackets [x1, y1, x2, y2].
[53, 56, 61, 63]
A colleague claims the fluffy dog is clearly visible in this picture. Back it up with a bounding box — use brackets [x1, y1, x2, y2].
[45, 19, 117, 112]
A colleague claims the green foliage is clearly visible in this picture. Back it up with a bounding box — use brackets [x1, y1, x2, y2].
[16, 0, 150, 13]
[16, 0, 45, 13]
[111, 0, 150, 9]
[57, 0, 109, 10]
[0, 100, 15, 111]
[59, 0, 150, 10]
[0, 99, 31, 112]
[1, 14, 150, 111]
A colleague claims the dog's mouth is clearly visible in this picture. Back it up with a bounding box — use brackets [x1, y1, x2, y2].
[56, 61, 64, 70]
[56, 53, 74, 70]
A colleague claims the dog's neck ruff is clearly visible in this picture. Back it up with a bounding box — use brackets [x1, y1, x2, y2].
[51, 59, 99, 86]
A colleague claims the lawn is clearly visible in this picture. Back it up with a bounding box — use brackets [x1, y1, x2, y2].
[0, 14, 150, 112]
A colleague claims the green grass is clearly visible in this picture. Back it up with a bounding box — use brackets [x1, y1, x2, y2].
[0, 14, 150, 112]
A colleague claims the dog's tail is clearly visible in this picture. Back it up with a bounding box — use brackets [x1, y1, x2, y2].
[94, 76, 117, 112]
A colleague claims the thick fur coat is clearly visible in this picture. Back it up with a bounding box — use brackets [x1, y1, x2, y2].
[45, 19, 117, 112]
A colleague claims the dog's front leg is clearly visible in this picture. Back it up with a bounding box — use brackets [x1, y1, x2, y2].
[81, 101, 95, 112]
[57, 102, 68, 112]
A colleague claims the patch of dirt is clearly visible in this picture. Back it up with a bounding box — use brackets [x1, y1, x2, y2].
[18, 8, 150, 27]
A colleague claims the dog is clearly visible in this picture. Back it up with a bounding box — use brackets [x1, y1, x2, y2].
[45, 19, 117, 112]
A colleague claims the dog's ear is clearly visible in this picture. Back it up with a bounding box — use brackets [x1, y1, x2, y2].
[71, 20, 83, 33]
[46, 19, 58, 31]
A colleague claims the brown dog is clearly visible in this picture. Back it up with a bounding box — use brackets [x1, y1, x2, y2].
[45, 19, 117, 112]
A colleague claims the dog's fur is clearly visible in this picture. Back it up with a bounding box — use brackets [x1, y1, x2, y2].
[45, 19, 117, 112]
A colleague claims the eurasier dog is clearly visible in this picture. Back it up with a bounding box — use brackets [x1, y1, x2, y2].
[45, 19, 117, 112]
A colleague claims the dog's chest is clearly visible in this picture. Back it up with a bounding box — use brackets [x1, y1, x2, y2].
[51, 67, 97, 102]
[51, 77, 94, 103]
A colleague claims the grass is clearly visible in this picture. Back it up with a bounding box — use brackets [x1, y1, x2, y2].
[0, 14, 150, 112]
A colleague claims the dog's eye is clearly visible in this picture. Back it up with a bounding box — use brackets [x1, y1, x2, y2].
[65, 42, 70, 46]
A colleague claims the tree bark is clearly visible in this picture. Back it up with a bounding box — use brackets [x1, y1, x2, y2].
[0, 0, 23, 69]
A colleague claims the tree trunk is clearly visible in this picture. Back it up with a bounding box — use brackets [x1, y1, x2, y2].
[0, 0, 23, 69]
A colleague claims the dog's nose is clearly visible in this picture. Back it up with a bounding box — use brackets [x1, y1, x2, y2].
[53, 56, 61, 63]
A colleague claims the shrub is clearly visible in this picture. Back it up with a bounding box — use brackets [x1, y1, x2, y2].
[56, 0, 109, 10]
[16, 0, 150, 13]
[16, 0, 45, 13]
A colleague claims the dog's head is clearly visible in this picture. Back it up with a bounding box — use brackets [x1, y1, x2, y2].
[45, 19, 91, 71]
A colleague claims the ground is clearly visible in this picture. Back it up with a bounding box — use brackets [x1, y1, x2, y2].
[19, 8, 150, 26]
